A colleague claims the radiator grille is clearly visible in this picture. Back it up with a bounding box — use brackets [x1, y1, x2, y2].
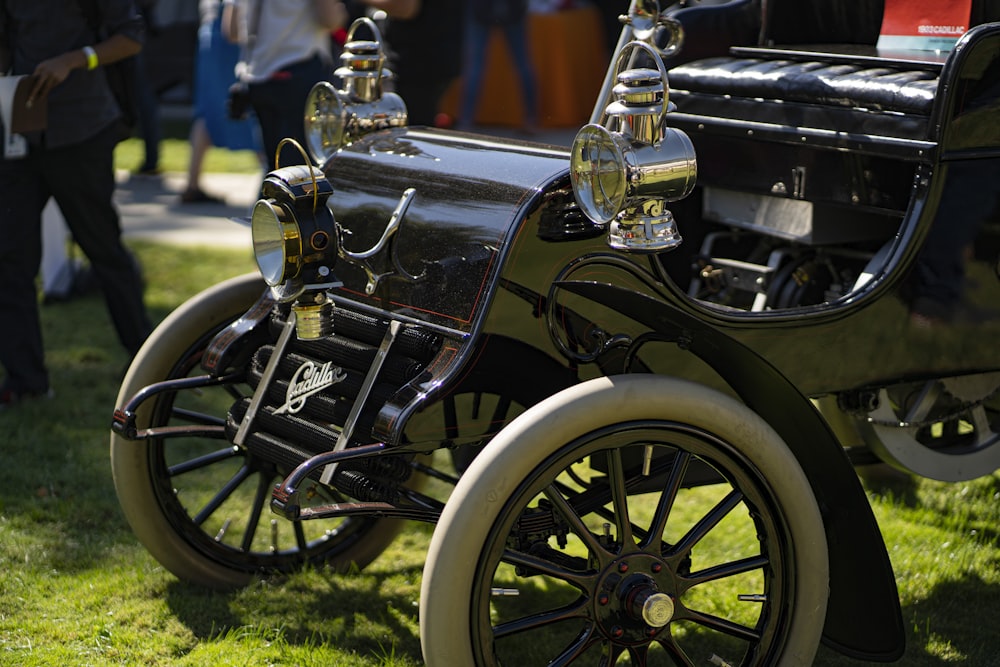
[226, 305, 442, 487]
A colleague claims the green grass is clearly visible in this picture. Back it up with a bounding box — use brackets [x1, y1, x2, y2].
[0, 242, 998, 665]
[114, 137, 262, 175]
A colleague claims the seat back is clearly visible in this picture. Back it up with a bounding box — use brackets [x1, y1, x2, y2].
[761, 0, 885, 46]
[761, 0, 1000, 48]
[973, 0, 1000, 23]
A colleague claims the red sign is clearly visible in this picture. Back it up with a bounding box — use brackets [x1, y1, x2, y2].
[878, 0, 973, 51]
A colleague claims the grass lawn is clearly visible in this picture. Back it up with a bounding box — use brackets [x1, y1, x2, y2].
[113, 136, 262, 176]
[0, 237, 997, 665]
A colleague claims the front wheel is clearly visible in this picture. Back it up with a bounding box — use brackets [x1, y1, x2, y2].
[421, 375, 829, 666]
[111, 274, 410, 589]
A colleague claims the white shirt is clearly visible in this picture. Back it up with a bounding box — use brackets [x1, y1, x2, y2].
[235, 0, 332, 82]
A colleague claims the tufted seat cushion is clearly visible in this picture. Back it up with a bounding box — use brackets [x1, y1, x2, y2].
[668, 56, 941, 115]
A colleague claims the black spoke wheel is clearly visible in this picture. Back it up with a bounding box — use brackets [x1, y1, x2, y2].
[421, 375, 828, 666]
[111, 275, 410, 588]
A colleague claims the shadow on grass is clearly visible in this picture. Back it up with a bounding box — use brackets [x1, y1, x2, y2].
[814, 571, 1000, 665]
[897, 572, 1000, 664]
[159, 565, 1000, 665]
[163, 564, 426, 662]
[156, 541, 999, 667]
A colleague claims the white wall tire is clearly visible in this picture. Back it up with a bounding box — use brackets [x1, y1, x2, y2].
[111, 274, 409, 588]
[421, 375, 829, 666]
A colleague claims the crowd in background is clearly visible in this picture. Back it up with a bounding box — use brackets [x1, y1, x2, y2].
[0, 0, 623, 408]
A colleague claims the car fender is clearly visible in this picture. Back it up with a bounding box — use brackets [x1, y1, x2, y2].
[559, 279, 905, 662]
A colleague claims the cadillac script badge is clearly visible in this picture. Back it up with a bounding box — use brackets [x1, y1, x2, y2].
[275, 360, 348, 414]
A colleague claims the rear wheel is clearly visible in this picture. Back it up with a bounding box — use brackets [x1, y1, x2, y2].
[111, 274, 409, 588]
[861, 375, 1000, 481]
[421, 375, 828, 666]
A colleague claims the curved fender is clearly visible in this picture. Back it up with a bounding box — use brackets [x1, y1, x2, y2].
[559, 280, 904, 662]
[114, 272, 268, 434]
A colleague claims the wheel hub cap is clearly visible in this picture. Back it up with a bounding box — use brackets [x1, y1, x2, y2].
[636, 590, 674, 627]
[594, 555, 676, 642]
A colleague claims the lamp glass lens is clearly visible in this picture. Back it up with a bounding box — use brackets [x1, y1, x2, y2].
[252, 200, 293, 286]
[570, 125, 625, 224]
[304, 82, 345, 164]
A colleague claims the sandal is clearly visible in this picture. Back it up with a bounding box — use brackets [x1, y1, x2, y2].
[179, 188, 225, 205]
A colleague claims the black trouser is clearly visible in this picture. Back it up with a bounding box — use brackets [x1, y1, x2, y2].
[248, 53, 330, 170]
[395, 74, 455, 127]
[0, 123, 151, 392]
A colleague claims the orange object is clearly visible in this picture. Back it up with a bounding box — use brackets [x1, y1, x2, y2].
[440, 6, 609, 128]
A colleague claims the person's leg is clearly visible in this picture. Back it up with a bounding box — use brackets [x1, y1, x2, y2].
[187, 118, 210, 189]
[457, 17, 491, 128]
[134, 49, 161, 173]
[503, 19, 538, 129]
[247, 83, 281, 171]
[180, 116, 225, 203]
[0, 155, 50, 394]
[42, 125, 152, 356]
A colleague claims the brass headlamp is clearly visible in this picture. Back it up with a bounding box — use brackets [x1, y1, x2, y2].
[304, 17, 408, 164]
[570, 40, 696, 253]
[251, 163, 339, 314]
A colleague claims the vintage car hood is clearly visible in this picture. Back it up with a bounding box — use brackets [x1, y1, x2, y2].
[322, 127, 571, 334]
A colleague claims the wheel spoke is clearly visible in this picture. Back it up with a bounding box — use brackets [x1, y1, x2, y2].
[671, 489, 743, 559]
[606, 448, 635, 549]
[627, 644, 651, 667]
[684, 554, 768, 588]
[223, 382, 247, 401]
[293, 518, 308, 551]
[544, 484, 606, 556]
[642, 450, 690, 550]
[171, 406, 227, 427]
[490, 395, 513, 431]
[239, 473, 272, 552]
[600, 643, 627, 667]
[494, 597, 590, 638]
[969, 405, 994, 446]
[545, 625, 601, 667]
[903, 381, 941, 423]
[168, 445, 241, 476]
[192, 464, 253, 526]
[679, 606, 761, 642]
[658, 635, 697, 667]
[502, 547, 595, 591]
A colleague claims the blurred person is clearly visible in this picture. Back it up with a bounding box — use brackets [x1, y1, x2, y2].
[132, 0, 162, 176]
[354, 0, 463, 126]
[181, 0, 262, 204]
[457, 0, 538, 133]
[0, 0, 153, 407]
[222, 0, 347, 169]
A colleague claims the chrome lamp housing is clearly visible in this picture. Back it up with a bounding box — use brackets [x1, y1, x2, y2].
[251, 165, 340, 338]
[304, 17, 408, 164]
[570, 40, 696, 253]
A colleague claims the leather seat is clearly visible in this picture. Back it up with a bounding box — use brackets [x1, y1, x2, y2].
[668, 56, 939, 115]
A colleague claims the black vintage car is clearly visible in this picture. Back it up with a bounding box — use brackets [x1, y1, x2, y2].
[111, 1, 1000, 664]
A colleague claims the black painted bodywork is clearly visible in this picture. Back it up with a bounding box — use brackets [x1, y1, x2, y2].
[115, 1, 1000, 662]
[309, 20, 1000, 649]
